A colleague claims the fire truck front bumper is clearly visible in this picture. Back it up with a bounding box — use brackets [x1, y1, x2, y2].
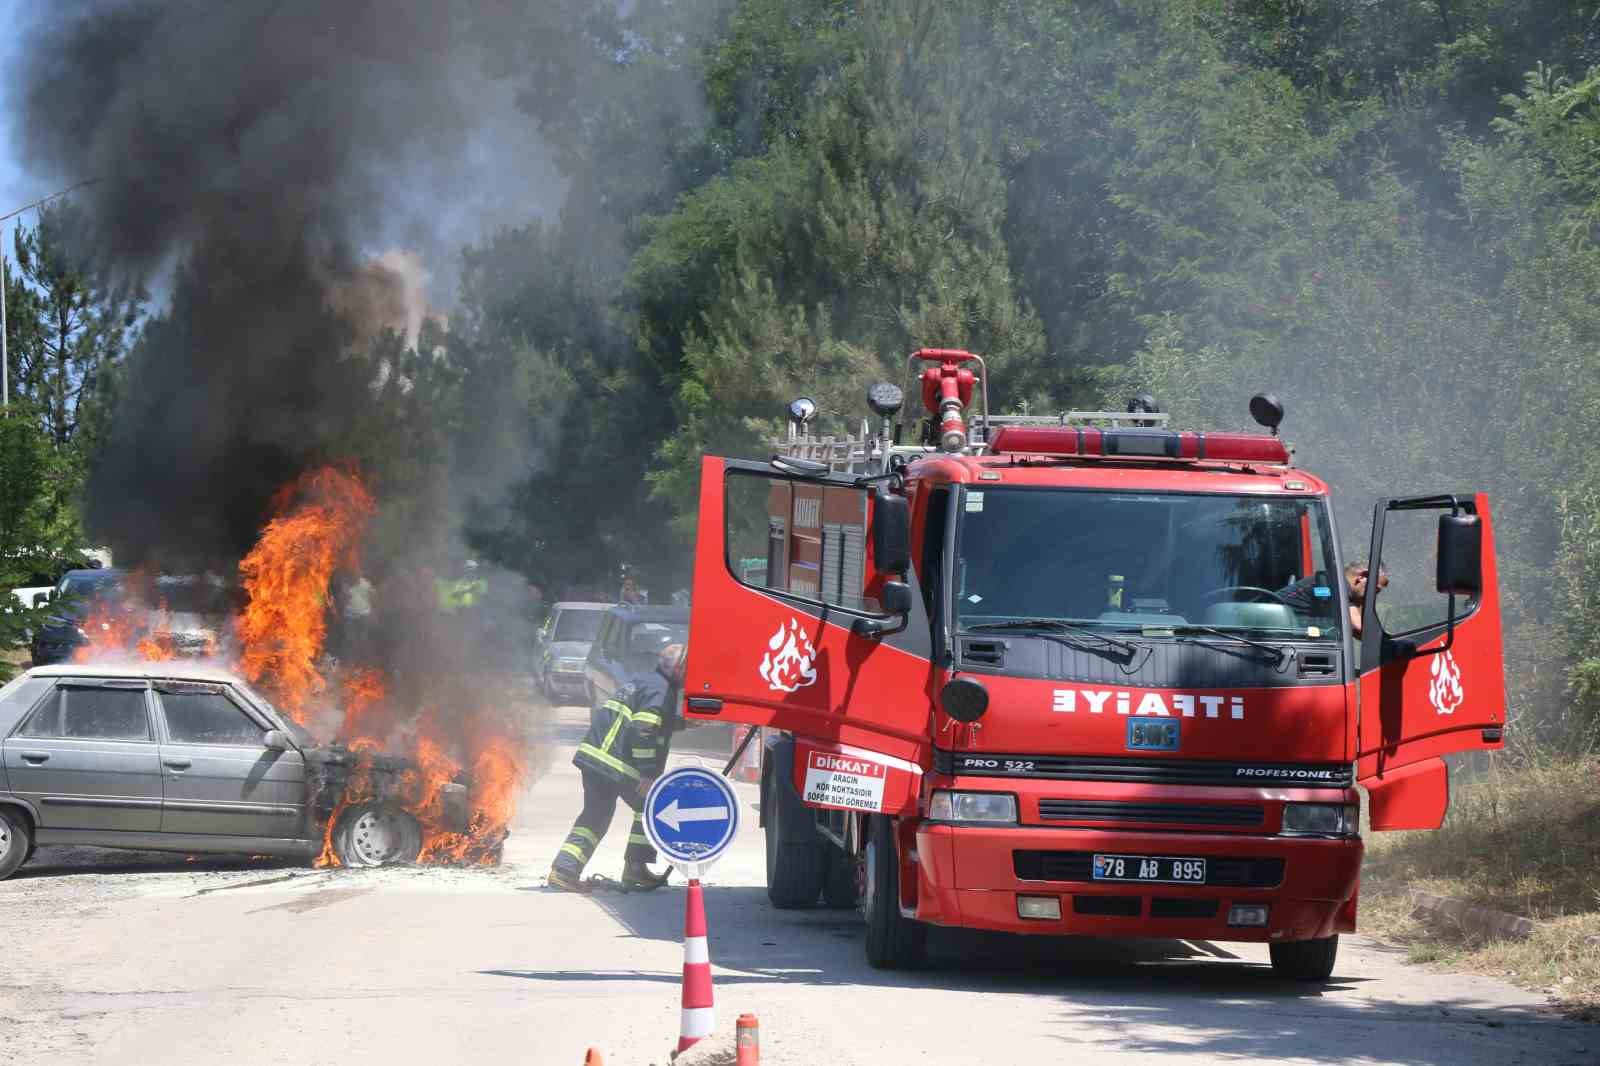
[911, 823, 1363, 943]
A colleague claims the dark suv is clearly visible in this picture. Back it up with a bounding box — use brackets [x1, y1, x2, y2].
[583, 605, 689, 708]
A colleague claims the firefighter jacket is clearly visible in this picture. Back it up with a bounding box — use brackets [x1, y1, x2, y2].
[573, 671, 678, 787]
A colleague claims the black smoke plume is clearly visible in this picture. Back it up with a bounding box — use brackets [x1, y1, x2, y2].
[10, 1, 563, 570]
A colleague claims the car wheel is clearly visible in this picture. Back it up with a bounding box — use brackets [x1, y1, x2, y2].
[1269, 934, 1339, 982]
[863, 814, 926, 969]
[764, 772, 825, 909]
[0, 807, 33, 880]
[333, 803, 423, 868]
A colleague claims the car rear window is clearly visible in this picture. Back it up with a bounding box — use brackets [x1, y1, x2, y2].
[20, 685, 151, 741]
[553, 610, 604, 642]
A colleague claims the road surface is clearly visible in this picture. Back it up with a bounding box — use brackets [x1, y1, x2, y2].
[2, 706, 1593, 1065]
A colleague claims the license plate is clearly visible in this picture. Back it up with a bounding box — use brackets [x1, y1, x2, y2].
[1092, 854, 1207, 884]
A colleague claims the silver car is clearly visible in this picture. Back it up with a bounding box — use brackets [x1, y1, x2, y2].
[0, 663, 464, 880]
[534, 601, 609, 704]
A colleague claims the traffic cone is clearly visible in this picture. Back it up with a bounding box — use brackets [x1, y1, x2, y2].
[736, 1013, 760, 1066]
[583, 1051, 604, 1066]
[677, 878, 715, 1053]
[734, 727, 762, 782]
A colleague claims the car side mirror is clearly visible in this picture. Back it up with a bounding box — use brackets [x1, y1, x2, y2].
[1436, 513, 1482, 597]
[263, 730, 290, 752]
[33, 592, 50, 607]
[873, 491, 911, 575]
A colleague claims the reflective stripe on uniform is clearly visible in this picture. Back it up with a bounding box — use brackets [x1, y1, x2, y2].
[577, 742, 641, 779]
[571, 827, 599, 846]
[631, 748, 657, 759]
[628, 834, 649, 845]
[631, 711, 663, 727]
[560, 842, 588, 862]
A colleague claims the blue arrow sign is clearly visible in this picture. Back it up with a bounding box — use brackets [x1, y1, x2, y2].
[643, 766, 740, 868]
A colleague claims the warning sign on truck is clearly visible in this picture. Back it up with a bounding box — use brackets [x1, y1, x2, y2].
[802, 751, 888, 812]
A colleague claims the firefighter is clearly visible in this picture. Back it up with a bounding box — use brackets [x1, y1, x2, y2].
[548, 643, 686, 892]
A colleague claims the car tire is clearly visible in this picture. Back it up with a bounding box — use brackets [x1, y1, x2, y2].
[1269, 934, 1339, 982]
[863, 814, 926, 970]
[332, 803, 424, 868]
[0, 806, 33, 881]
[822, 841, 860, 909]
[764, 772, 825, 909]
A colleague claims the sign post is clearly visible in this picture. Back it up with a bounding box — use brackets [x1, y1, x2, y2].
[644, 767, 741, 1054]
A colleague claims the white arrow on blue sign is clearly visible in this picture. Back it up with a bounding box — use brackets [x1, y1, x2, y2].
[643, 766, 740, 870]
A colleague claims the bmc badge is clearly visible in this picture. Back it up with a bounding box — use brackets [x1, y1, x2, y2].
[1428, 650, 1465, 716]
[761, 617, 818, 693]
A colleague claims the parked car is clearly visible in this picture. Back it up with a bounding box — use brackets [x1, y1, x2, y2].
[533, 601, 609, 705]
[28, 568, 130, 665]
[583, 604, 690, 708]
[0, 662, 469, 880]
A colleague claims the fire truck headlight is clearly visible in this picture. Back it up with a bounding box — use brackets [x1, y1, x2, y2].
[928, 790, 1017, 824]
[1281, 803, 1360, 837]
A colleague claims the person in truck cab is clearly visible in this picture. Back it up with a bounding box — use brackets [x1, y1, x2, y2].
[1275, 560, 1386, 636]
[1345, 561, 1388, 637]
[548, 643, 686, 893]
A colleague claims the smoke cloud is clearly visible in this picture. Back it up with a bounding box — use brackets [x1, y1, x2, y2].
[10, 0, 565, 570]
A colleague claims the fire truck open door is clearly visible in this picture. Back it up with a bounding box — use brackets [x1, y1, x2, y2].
[683, 457, 935, 815]
[1356, 493, 1507, 831]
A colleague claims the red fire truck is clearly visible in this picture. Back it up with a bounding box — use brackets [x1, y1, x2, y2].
[685, 349, 1505, 980]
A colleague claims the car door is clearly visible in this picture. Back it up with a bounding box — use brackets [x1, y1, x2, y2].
[684, 457, 935, 787]
[2, 678, 162, 832]
[588, 614, 622, 705]
[153, 680, 307, 840]
[1356, 493, 1507, 830]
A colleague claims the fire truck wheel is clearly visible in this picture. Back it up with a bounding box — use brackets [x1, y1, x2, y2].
[764, 772, 824, 908]
[822, 842, 860, 909]
[0, 806, 31, 880]
[863, 815, 926, 970]
[333, 803, 423, 868]
[1269, 934, 1339, 982]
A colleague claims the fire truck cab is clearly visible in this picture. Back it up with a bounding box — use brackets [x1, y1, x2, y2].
[685, 349, 1506, 980]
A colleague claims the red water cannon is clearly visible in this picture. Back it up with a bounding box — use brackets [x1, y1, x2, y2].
[909, 348, 988, 453]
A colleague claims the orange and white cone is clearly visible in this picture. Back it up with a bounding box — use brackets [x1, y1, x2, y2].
[733, 727, 762, 783]
[677, 878, 715, 1053]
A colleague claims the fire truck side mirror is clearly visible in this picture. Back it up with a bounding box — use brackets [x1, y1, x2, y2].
[881, 580, 912, 616]
[1436, 513, 1482, 597]
[873, 492, 911, 575]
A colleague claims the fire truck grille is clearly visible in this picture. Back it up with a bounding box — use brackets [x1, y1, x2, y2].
[1014, 850, 1286, 888]
[935, 750, 1353, 788]
[1037, 799, 1264, 827]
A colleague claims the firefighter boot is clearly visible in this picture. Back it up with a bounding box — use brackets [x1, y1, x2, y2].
[621, 859, 672, 891]
[547, 863, 590, 893]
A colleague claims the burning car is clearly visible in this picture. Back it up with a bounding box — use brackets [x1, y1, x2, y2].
[0, 662, 472, 881]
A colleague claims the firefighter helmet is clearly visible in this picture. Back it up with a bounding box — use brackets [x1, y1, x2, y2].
[658, 643, 687, 683]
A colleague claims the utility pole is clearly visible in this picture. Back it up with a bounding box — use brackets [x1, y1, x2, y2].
[0, 179, 96, 411]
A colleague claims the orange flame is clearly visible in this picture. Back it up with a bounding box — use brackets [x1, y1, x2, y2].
[232, 463, 529, 869]
[236, 465, 375, 723]
[72, 602, 146, 663]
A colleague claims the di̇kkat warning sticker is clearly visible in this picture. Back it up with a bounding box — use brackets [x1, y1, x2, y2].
[801, 750, 888, 813]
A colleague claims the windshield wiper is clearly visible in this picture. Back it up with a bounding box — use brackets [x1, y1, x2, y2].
[967, 618, 1138, 658]
[1160, 624, 1290, 667]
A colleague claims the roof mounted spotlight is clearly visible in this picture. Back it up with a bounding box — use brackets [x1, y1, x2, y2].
[1126, 392, 1162, 428]
[788, 397, 818, 427]
[866, 383, 904, 419]
[1249, 393, 1285, 436]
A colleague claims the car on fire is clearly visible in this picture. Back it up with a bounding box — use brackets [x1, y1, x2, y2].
[0, 662, 467, 881]
[534, 600, 608, 704]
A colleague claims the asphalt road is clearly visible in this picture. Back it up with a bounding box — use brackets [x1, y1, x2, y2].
[3, 706, 1594, 1066]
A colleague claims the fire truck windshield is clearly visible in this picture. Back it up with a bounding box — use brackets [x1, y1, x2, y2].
[953, 488, 1342, 640]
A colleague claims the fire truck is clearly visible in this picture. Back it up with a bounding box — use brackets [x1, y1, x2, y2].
[685, 349, 1505, 980]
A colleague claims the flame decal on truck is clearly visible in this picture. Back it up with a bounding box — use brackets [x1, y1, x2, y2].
[760, 617, 818, 693]
[1429, 649, 1465, 716]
